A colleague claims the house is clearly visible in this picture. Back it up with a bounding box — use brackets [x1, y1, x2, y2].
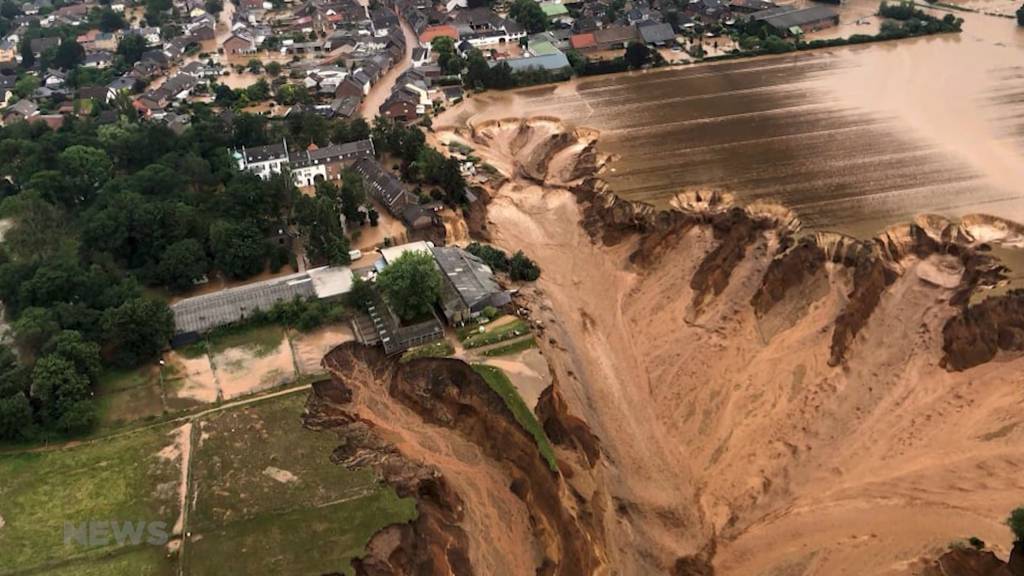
[223, 31, 257, 55]
[431, 245, 512, 324]
[29, 36, 61, 58]
[328, 95, 360, 118]
[287, 139, 375, 186]
[335, 71, 370, 98]
[754, 5, 838, 35]
[593, 25, 638, 49]
[83, 51, 114, 68]
[728, 0, 776, 13]
[0, 75, 15, 106]
[0, 39, 19, 62]
[638, 21, 675, 46]
[495, 51, 571, 73]
[43, 69, 65, 89]
[3, 99, 38, 125]
[569, 32, 597, 51]
[351, 157, 412, 217]
[379, 88, 420, 122]
[106, 75, 135, 101]
[232, 140, 290, 178]
[411, 46, 429, 67]
[453, 8, 526, 47]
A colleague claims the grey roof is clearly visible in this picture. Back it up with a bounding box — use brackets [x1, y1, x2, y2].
[351, 157, 410, 214]
[171, 271, 317, 334]
[759, 5, 837, 29]
[639, 22, 675, 44]
[494, 52, 571, 72]
[430, 246, 508, 316]
[290, 138, 373, 168]
[241, 141, 288, 163]
[5, 99, 37, 117]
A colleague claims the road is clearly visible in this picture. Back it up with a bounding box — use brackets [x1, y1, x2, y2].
[358, 14, 418, 120]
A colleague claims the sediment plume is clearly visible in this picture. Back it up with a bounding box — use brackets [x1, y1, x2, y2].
[305, 343, 605, 575]
[426, 116, 1024, 575]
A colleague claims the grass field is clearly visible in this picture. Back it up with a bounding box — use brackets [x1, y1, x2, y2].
[462, 318, 531, 349]
[206, 324, 287, 357]
[472, 364, 557, 472]
[481, 336, 537, 357]
[94, 366, 166, 432]
[400, 340, 455, 363]
[0, 426, 182, 575]
[184, 394, 416, 575]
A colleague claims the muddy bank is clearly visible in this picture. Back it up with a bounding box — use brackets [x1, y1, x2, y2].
[304, 343, 605, 575]
[430, 116, 1024, 575]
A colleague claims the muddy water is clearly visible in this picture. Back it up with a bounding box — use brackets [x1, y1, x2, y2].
[444, 8, 1024, 237]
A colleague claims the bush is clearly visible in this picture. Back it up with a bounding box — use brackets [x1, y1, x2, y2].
[465, 243, 541, 281]
[1009, 507, 1024, 543]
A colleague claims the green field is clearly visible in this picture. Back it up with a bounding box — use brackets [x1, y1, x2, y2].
[184, 394, 417, 575]
[205, 324, 288, 357]
[481, 336, 537, 357]
[472, 364, 557, 471]
[462, 318, 531, 349]
[94, 366, 167, 432]
[400, 340, 455, 363]
[0, 426, 182, 575]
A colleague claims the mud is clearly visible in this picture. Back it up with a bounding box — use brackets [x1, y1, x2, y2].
[423, 116, 1024, 575]
[304, 343, 605, 575]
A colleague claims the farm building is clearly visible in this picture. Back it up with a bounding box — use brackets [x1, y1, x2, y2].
[170, 266, 354, 341]
[431, 246, 511, 324]
[753, 5, 839, 35]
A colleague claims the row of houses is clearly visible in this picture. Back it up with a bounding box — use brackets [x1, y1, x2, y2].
[233, 137, 376, 186]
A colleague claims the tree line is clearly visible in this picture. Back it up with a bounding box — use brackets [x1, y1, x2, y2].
[0, 108, 374, 441]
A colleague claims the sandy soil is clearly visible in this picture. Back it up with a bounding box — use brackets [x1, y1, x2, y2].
[163, 351, 219, 406]
[477, 348, 551, 411]
[211, 337, 296, 400]
[290, 324, 354, 375]
[445, 117, 1024, 574]
[157, 422, 192, 545]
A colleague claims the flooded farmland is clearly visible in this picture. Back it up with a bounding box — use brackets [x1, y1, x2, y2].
[443, 7, 1024, 237]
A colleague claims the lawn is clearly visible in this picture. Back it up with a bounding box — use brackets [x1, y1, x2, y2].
[184, 394, 416, 575]
[461, 318, 531, 349]
[205, 324, 288, 357]
[481, 336, 537, 357]
[94, 366, 166, 431]
[400, 340, 455, 363]
[0, 426, 183, 575]
[471, 364, 557, 472]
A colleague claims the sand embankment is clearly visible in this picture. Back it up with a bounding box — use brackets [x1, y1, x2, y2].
[426, 117, 1024, 575]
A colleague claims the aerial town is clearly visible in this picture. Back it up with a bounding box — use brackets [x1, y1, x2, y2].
[2, 0, 1024, 572]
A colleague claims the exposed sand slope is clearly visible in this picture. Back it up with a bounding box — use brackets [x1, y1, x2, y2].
[443, 118, 1024, 575]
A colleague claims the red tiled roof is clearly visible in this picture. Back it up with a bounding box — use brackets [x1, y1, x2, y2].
[570, 33, 596, 49]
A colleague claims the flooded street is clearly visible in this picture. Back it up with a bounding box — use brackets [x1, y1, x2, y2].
[443, 7, 1024, 236]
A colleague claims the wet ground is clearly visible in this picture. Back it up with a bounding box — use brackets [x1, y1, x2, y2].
[444, 6, 1024, 237]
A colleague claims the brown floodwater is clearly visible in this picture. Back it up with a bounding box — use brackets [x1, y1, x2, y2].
[443, 6, 1024, 237]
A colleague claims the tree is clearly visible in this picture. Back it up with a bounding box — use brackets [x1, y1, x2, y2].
[59, 145, 114, 204]
[347, 275, 375, 310]
[43, 331, 101, 383]
[624, 41, 653, 69]
[509, 0, 549, 33]
[245, 78, 271, 101]
[31, 354, 94, 432]
[12, 75, 39, 99]
[97, 7, 127, 31]
[52, 40, 85, 70]
[12, 307, 60, 356]
[340, 169, 367, 222]
[117, 33, 147, 65]
[509, 250, 541, 281]
[376, 251, 442, 322]
[0, 393, 32, 440]
[265, 61, 282, 77]
[1018, 3, 1024, 25]
[247, 58, 263, 73]
[295, 193, 350, 265]
[205, 0, 223, 14]
[101, 296, 174, 367]
[368, 207, 379, 226]
[158, 239, 209, 291]
[1009, 508, 1024, 543]
[209, 219, 267, 279]
[19, 37, 34, 69]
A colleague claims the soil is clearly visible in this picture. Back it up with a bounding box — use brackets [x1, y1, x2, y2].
[211, 337, 296, 400]
[419, 117, 1024, 575]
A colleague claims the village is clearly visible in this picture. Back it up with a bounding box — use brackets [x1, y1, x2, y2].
[0, 0, 865, 129]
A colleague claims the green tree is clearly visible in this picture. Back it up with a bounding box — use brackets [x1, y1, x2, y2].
[0, 393, 32, 440]
[59, 145, 114, 204]
[97, 7, 127, 31]
[19, 37, 34, 69]
[205, 0, 223, 14]
[624, 41, 653, 69]
[376, 251, 442, 322]
[340, 169, 367, 222]
[31, 354, 94, 432]
[158, 239, 209, 291]
[347, 275, 375, 310]
[12, 307, 60, 356]
[12, 75, 39, 99]
[209, 219, 267, 279]
[1009, 507, 1024, 543]
[52, 40, 85, 70]
[117, 33, 147, 65]
[295, 193, 350, 265]
[509, 0, 549, 33]
[265, 60, 282, 76]
[101, 296, 174, 367]
[247, 58, 263, 73]
[1018, 3, 1024, 25]
[43, 331, 101, 383]
[509, 250, 541, 281]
